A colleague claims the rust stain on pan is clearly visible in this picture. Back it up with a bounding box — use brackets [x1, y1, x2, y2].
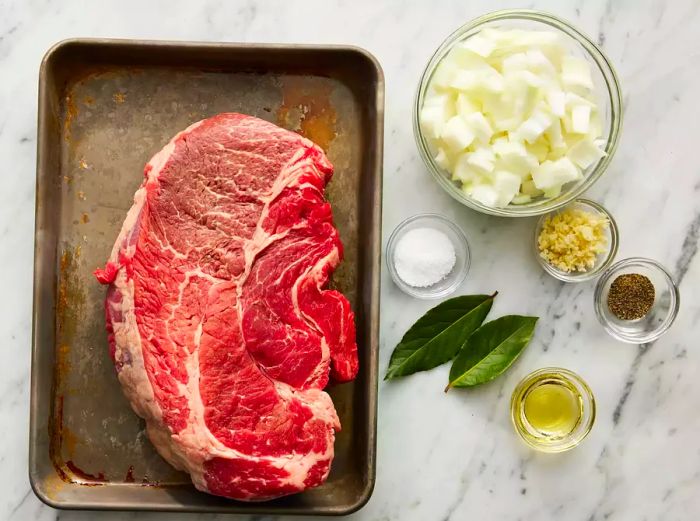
[63, 94, 78, 143]
[122, 466, 166, 487]
[50, 247, 89, 484]
[48, 395, 65, 478]
[50, 390, 108, 486]
[60, 420, 79, 456]
[55, 344, 71, 377]
[276, 77, 337, 152]
[41, 468, 69, 499]
[65, 461, 107, 483]
[140, 475, 163, 487]
[47, 397, 105, 485]
[64, 69, 134, 147]
[57, 247, 84, 340]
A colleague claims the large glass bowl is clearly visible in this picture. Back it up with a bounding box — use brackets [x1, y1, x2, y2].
[414, 9, 623, 217]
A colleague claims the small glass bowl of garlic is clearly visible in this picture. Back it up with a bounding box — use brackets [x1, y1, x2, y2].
[534, 199, 619, 282]
[414, 9, 622, 217]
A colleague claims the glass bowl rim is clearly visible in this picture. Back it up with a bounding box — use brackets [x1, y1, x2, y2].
[534, 198, 620, 282]
[593, 257, 681, 343]
[385, 213, 471, 299]
[413, 8, 624, 217]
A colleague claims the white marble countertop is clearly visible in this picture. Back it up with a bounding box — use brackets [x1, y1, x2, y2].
[3, 0, 700, 519]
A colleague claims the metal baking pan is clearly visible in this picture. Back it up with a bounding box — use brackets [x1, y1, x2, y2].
[30, 38, 383, 515]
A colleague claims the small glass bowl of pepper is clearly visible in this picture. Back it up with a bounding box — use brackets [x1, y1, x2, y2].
[594, 257, 680, 343]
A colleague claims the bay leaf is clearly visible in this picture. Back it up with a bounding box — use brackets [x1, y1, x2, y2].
[384, 293, 496, 380]
[446, 315, 538, 391]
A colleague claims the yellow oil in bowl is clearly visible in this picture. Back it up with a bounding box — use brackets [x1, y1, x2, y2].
[511, 368, 595, 452]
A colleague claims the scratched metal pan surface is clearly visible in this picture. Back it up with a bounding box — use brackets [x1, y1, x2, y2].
[30, 38, 383, 515]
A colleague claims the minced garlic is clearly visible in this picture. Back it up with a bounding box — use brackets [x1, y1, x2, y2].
[538, 208, 609, 273]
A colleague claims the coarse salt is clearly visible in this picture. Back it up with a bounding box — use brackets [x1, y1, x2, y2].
[394, 227, 456, 287]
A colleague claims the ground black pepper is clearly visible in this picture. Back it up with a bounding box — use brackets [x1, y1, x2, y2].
[607, 273, 655, 320]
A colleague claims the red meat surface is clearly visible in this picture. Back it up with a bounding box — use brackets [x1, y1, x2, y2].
[95, 113, 358, 500]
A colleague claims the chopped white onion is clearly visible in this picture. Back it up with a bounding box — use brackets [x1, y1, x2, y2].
[567, 138, 606, 169]
[441, 115, 475, 152]
[420, 27, 605, 207]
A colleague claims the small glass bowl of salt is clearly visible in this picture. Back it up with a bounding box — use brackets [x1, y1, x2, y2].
[386, 213, 470, 299]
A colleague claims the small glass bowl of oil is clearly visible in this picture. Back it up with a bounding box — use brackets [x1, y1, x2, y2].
[510, 368, 595, 453]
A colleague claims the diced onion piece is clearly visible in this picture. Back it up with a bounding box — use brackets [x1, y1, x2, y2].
[571, 104, 591, 134]
[461, 34, 497, 58]
[493, 140, 538, 177]
[545, 119, 565, 151]
[505, 72, 542, 119]
[532, 157, 581, 190]
[587, 112, 603, 140]
[434, 147, 454, 171]
[561, 56, 594, 90]
[450, 64, 504, 95]
[441, 115, 475, 152]
[420, 93, 455, 139]
[543, 185, 562, 198]
[521, 179, 544, 197]
[546, 90, 567, 117]
[526, 138, 549, 162]
[492, 139, 525, 158]
[546, 148, 567, 161]
[449, 70, 479, 91]
[423, 91, 454, 109]
[477, 68, 505, 94]
[453, 153, 478, 182]
[483, 28, 561, 59]
[446, 44, 490, 69]
[430, 60, 459, 90]
[501, 52, 529, 73]
[420, 106, 446, 139]
[510, 69, 545, 88]
[567, 138, 606, 169]
[483, 94, 521, 132]
[464, 111, 494, 143]
[525, 49, 556, 76]
[468, 184, 500, 207]
[456, 92, 480, 115]
[466, 147, 496, 174]
[566, 92, 597, 108]
[515, 109, 552, 143]
[512, 193, 532, 204]
[493, 170, 522, 206]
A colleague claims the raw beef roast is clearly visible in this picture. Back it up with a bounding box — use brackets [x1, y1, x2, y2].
[95, 113, 358, 500]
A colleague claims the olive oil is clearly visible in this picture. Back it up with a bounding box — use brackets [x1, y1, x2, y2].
[511, 368, 595, 452]
[523, 381, 582, 437]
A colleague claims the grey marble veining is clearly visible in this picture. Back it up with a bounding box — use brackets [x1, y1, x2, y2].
[2, 0, 699, 519]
